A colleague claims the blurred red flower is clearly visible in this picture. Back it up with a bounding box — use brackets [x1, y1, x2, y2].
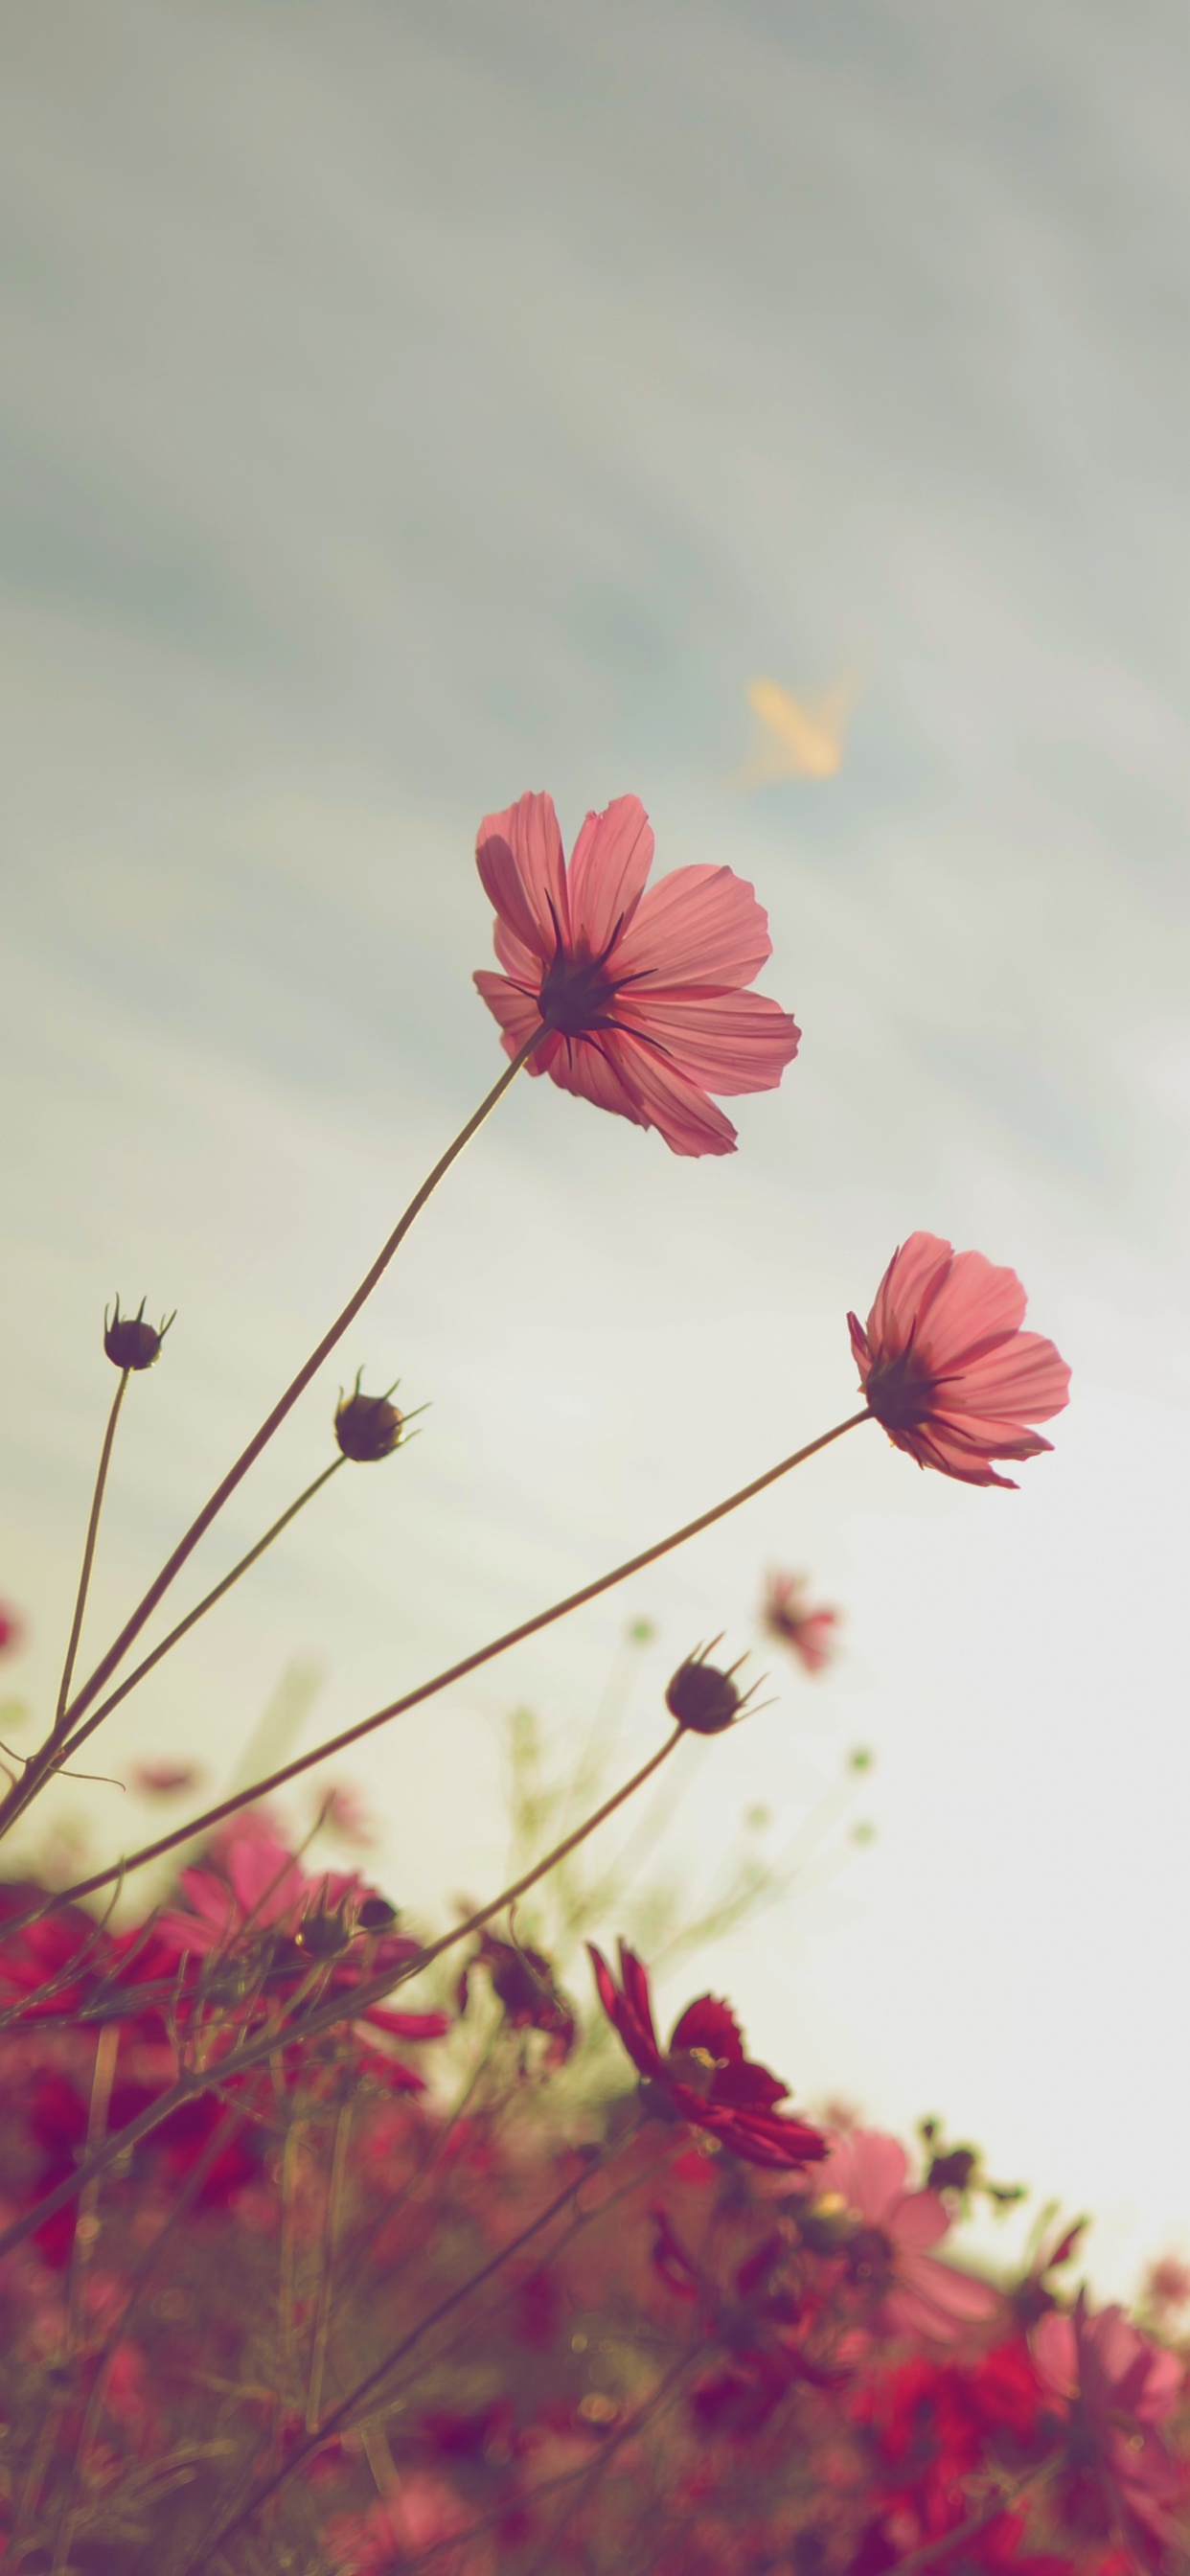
[848, 1232, 1070, 1489]
[588, 1940, 824, 2170]
[458, 1930, 576, 2064]
[473, 790, 800, 1157]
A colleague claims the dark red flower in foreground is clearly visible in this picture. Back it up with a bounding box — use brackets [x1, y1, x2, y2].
[474, 790, 800, 1157]
[849, 1232, 1070, 1490]
[588, 1940, 824, 2170]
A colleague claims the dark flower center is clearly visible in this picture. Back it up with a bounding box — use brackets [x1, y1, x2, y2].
[538, 945, 619, 1036]
[847, 2224, 894, 2290]
[864, 1349, 935, 1432]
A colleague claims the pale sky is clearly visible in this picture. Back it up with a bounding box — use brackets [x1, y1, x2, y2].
[2, 0, 1189, 2300]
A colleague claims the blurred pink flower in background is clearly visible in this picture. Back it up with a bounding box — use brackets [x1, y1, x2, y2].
[762, 1571, 839, 1673]
[0, 1599, 23, 1655]
[1145, 2256, 1190, 2318]
[849, 1231, 1071, 1489]
[473, 790, 800, 1156]
[804, 2129, 999, 2339]
[1034, 2294, 1186, 2564]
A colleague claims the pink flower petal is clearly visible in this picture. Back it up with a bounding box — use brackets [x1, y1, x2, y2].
[472, 970, 556, 1069]
[541, 1029, 650, 1126]
[606, 1029, 740, 1156]
[474, 792, 568, 965]
[931, 1333, 1071, 1423]
[908, 1243, 1029, 1365]
[891, 2251, 999, 2332]
[613, 985, 800, 1095]
[612, 863, 773, 990]
[890, 2191, 950, 2253]
[565, 795, 653, 954]
[820, 2128, 909, 2226]
[867, 1234, 959, 1357]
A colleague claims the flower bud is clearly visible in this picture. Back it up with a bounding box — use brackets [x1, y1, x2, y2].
[295, 1901, 355, 1961]
[103, 1296, 174, 1372]
[927, 2146, 977, 2196]
[334, 1371, 404, 1463]
[356, 1894, 399, 1932]
[666, 1648, 744, 1736]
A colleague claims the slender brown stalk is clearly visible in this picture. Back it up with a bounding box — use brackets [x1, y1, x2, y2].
[64, 2021, 120, 2351]
[29, 1042, 537, 1775]
[24, 1406, 872, 1925]
[52, 1369, 130, 1738]
[305, 2094, 355, 2430]
[2, 1459, 348, 1846]
[0, 1731, 680, 2267]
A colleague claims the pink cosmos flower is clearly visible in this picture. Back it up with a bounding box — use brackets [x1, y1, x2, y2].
[803, 2129, 999, 2340]
[1034, 2294, 1186, 2565]
[473, 791, 799, 1156]
[848, 1232, 1071, 1490]
[761, 1571, 839, 1674]
[154, 1825, 446, 2072]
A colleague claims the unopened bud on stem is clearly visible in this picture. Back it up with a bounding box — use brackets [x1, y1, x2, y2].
[334, 1370, 424, 1463]
[103, 1296, 175, 1372]
[666, 1638, 759, 1736]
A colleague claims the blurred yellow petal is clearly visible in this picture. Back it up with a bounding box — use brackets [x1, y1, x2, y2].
[734, 674, 858, 787]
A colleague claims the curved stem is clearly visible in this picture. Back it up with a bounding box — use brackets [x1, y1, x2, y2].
[27, 1407, 872, 1922]
[42, 1042, 536, 1757]
[0, 1732, 680, 2267]
[3, 1460, 348, 1844]
[51, 1370, 130, 1739]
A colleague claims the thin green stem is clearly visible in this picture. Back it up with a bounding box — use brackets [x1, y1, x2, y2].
[25, 1406, 873, 1923]
[0, 1731, 680, 2268]
[41, 1042, 537, 1757]
[51, 1369, 130, 1739]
